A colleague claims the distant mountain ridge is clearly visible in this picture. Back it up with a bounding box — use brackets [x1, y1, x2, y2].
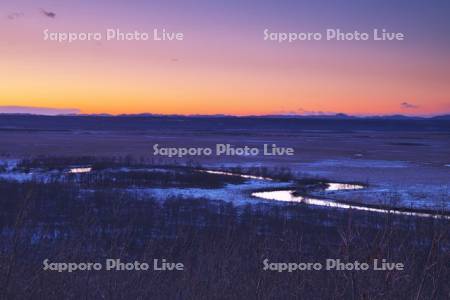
[3, 112, 443, 120]
[118, 113, 450, 120]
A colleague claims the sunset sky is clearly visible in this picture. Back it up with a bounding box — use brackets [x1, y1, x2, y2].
[1, 0, 449, 116]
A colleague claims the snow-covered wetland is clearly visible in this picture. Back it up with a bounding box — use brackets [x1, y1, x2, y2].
[1, 158, 448, 219]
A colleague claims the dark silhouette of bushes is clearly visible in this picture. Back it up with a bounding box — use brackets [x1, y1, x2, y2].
[0, 178, 448, 299]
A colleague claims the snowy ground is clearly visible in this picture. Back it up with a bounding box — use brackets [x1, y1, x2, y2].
[1, 159, 448, 212]
[1, 127, 449, 212]
[134, 179, 291, 205]
[205, 158, 450, 211]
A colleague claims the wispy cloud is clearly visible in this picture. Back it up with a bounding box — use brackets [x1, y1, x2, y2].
[401, 102, 419, 109]
[7, 12, 24, 20]
[0, 106, 79, 115]
[40, 9, 56, 18]
[272, 107, 337, 116]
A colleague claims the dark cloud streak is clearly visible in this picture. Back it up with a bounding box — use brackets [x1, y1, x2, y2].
[401, 102, 419, 109]
[41, 9, 56, 18]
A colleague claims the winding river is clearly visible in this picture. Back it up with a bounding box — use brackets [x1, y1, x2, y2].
[14, 166, 450, 220]
[203, 169, 449, 220]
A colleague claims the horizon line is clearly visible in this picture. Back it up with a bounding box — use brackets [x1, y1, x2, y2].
[0, 112, 449, 119]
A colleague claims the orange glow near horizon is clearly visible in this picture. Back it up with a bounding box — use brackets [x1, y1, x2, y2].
[1, 1, 449, 116]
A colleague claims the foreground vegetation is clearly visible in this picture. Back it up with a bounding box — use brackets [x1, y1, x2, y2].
[0, 157, 448, 299]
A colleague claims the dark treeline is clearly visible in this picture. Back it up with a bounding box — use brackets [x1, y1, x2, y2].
[15, 155, 296, 182]
[12, 156, 246, 189]
[16, 155, 145, 171]
[0, 178, 448, 299]
[53, 170, 245, 189]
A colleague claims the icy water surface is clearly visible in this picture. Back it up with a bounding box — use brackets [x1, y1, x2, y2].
[251, 190, 449, 220]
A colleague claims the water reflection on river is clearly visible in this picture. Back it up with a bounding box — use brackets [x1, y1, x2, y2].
[251, 190, 449, 220]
